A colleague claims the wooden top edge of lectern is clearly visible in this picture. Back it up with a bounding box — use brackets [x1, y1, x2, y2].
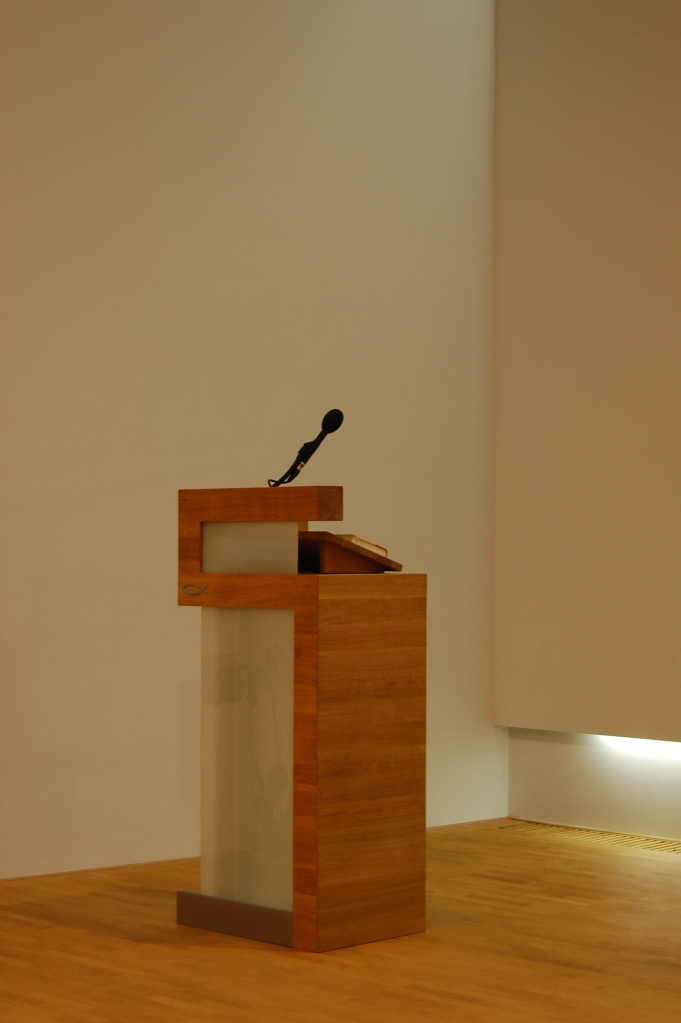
[179, 485, 343, 523]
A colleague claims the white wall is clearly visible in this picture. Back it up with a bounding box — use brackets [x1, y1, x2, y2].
[510, 730, 681, 842]
[0, 0, 504, 878]
[494, 1, 681, 840]
[495, 0, 681, 741]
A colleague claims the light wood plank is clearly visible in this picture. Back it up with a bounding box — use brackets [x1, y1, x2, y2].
[179, 486, 343, 524]
[292, 582, 320, 953]
[316, 573, 427, 951]
[4, 821, 681, 1021]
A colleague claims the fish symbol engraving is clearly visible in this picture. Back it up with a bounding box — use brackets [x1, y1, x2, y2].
[181, 583, 208, 596]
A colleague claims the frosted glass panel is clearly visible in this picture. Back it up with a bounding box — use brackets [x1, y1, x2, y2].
[202, 521, 298, 574]
[201, 607, 294, 910]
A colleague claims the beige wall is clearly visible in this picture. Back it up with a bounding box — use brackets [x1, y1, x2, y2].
[0, 0, 504, 878]
[495, 1, 681, 739]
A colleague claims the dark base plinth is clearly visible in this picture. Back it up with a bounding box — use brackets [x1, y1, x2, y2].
[176, 890, 293, 947]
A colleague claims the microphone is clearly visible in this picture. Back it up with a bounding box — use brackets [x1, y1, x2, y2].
[268, 409, 344, 487]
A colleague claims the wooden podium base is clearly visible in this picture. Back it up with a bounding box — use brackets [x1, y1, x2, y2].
[177, 487, 426, 952]
[177, 891, 293, 947]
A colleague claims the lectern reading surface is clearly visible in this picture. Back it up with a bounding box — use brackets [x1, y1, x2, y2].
[177, 486, 426, 952]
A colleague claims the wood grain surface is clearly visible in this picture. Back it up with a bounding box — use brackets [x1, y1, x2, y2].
[291, 582, 320, 952]
[315, 574, 427, 951]
[178, 572, 318, 608]
[180, 485, 342, 524]
[4, 819, 681, 1022]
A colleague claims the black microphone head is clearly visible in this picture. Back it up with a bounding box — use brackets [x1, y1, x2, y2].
[321, 408, 344, 433]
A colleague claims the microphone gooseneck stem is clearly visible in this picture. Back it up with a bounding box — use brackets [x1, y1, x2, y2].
[267, 410, 343, 487]
[268, 430, 328, 487]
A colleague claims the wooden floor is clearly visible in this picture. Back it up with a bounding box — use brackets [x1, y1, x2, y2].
[2, 818, 681, 1021]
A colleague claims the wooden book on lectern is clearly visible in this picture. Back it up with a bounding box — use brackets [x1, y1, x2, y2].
[176, 486, 426, 953]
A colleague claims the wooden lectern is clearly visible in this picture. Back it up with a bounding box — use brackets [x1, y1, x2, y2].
[176, 486, 426, 952]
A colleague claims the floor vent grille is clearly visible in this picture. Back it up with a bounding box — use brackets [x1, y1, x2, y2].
[500, 820, 681, 854]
